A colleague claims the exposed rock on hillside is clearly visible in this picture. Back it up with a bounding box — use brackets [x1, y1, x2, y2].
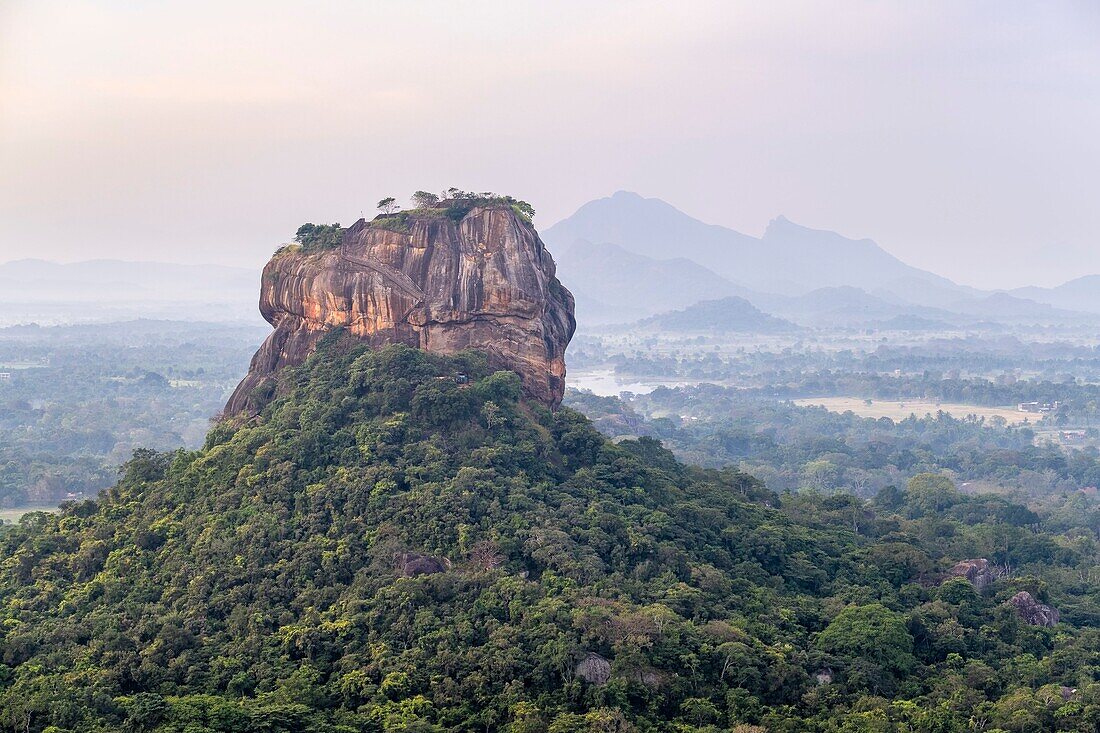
[396, 552, 449, 577]
[227, 204, 575, 415]
[949, 558, 996, 591]
[575, 653, 612, 685]
[1007, 591, 1061, 626]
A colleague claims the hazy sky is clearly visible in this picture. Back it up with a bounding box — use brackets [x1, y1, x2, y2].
[1, 1, 1097, 289]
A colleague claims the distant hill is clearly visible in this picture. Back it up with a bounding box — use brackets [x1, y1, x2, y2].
[543, 191, 973, 300]
[947, 292, 1088, 320]
[554, 240, 755, 324]
[1009, 275, 1100, 314]
[751, 286, 961, 328]
[0, 258, 260, 325]
[632, 296, 799, 333]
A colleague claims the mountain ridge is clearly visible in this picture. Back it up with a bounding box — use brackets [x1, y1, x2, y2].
[543, 191, 972, 299]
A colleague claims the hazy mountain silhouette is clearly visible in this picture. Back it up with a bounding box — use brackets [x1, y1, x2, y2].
[543, 191, 973, 300]
[750, 286, 960, 328]
[632, 296, 799, 333]
[553, 240, 759, 323]
[1009, 275, 1100, 314]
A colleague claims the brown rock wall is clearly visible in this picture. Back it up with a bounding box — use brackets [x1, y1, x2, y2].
[226, 206, 575, 415]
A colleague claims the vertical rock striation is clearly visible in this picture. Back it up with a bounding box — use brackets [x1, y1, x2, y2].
[226, 205, 576, 416]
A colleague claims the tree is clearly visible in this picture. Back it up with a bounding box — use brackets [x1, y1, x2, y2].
[411, 191, 439, 208]
[680, 698, 720, 726]
[816, 603, 916, 681]
[294, 223, 345, 251]
[907, 472, 960, 514]
[378, 197, 399, 215]
[801, 459, 839, 493]
[512, 200, 536, 221]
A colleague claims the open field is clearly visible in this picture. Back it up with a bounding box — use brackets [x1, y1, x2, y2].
[793, 397, 1036, 425]
[0, 505, 59, 524]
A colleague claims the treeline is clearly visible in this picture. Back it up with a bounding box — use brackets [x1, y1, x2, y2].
[0, 320, 260, 506]
[567, 385, 1100, 501]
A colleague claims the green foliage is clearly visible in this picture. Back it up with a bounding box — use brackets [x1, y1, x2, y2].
[438, 189, 534, 222]
[294, 222, 346, 252]
[410, 191, 439, 208]
[906, 472, 961, 515]
[568, 382, 1100, 504]
[2, 341, 1100, 731]
[365, 189, 536, 225]
[0, 320, 260, 507]
[371, 214, 411, 233]
[816, 603, 916, 686]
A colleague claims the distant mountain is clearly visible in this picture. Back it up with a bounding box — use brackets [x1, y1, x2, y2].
[632, 296, 799, 333]
[751, 286, 961, 328]
[0, 258, 260, 325]
[554, 240, 755, 324]
[543, 191, 973, 300]
[947, 292, 1092, 321]
[0, 259, 256, 301]
[1009, 275, 1100, 314]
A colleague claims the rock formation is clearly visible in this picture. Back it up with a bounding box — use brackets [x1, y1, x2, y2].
[226, 204, 576, 416]
[949, 558, 996, 591]
[1007, 591, 1060, 626]
[396, 552, 450, 577]
[575, 653, 612, 685]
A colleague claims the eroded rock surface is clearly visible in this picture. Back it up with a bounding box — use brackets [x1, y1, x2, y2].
[227, 205, 575, 415]
[949, 558, 996, 591]
[575, 653, 612, 685]
[1007, 591, 1060, 626]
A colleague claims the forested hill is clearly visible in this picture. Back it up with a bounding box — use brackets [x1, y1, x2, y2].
[634, 297, 798, 334]
[2, 338, 1100, 731]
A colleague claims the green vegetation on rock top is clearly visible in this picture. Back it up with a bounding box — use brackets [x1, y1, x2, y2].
[294, 223, 347, 252]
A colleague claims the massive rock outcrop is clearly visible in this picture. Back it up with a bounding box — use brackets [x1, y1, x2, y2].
[226, 204, 575, 416]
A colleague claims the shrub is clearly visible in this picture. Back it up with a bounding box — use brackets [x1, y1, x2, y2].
[294, 223, 345, 252]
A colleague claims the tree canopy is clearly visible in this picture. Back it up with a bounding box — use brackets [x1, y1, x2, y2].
[0, 339, 1099, 731]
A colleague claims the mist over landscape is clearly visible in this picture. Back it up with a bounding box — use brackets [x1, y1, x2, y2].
[3, 3, 1100, 732]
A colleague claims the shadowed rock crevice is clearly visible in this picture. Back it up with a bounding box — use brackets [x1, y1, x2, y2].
[227, 205, 576, 415]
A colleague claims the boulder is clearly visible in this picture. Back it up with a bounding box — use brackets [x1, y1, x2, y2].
[575, 652, 612, 685]
[949, 558, 996, 591]
[397, 552, 449, 577]
[1007, 591, 1060, 626]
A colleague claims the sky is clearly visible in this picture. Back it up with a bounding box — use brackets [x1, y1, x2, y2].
[1, 1, 1098, 289]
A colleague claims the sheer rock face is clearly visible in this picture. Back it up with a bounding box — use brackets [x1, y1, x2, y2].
[1007, 591, 1060, 627]
[226, 206, 576, 416]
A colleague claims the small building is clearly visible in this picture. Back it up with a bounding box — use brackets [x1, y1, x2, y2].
[1018, 401, 1060, 414]
[0, 372, 10, 383]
